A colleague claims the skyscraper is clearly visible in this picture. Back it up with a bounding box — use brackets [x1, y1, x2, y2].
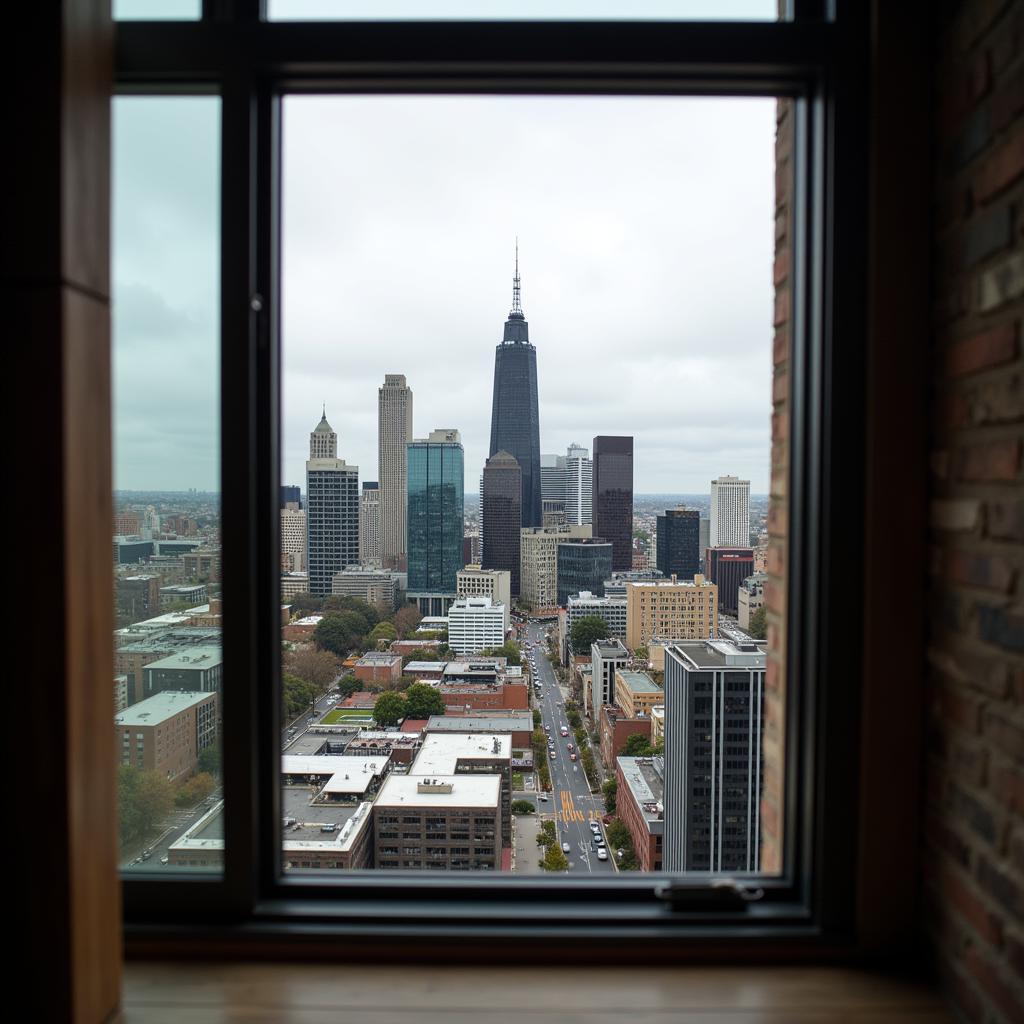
[564, 443, 593, 526]
[592, 435, 634, 572]
[540, 453, 567, 518]
[488, 250, 542, 528]
[407, 429, 464, 616]
[709, 475, 751, 548]
[359, 481, 382, 567]
[481, 451, 522, 598]
[378, 374, 413, 568]
[663, 640, 765, 872]
[305, 409, 359, 596]
[656, 507, 701, 579]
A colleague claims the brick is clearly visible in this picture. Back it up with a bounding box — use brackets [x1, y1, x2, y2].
[771, 410, 788, 442]
[927, 812, 972, 867]
[957, 438, 1021, 481]
[932, 683, 986, 734]
[991, 7, 1024, 74]
[978, 855, 1024, 921]
[983, 706, 1024, 759]
[963, 372, 1024, 425]
[773, 287, 790, 327]
[932, 498, 984, 532]
[978, 604, 1024, 654]
[978, 252, 1024, 312]
[773, 328, 788, 366]
[936, 392, 971, 431]
[990, 760, 1024, 815]
[942, 863, 1005, 944]
[772, 369, 788, 404]
[946, 549, 1017, 591]
[963, 205, 1015, 268]
[948, 106, 992, 170]
[767, 502, 787, 538]
[975, 134, 1024, 202]
[962, 945, 1024, 1024]
[988, 499, 1024, 541]
[773, 248, 789, 286]
[775, 209, 786, 242]
[950, 783, 999, 844]
[942, 965, 984, 1024]
[933, 281, 971, 325]
[946, 321, 1017, 378]
[991, 61, 1024, 131]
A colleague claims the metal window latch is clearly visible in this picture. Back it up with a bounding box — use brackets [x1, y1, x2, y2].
[654, 878, 765, 911]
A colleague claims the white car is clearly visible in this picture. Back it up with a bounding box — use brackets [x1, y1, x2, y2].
[561, 842, 571, 854]
[589, 821, 601, 834]
[597, 848, 608, 861]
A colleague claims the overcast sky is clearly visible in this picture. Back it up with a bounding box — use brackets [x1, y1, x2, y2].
[113, 90, 774, 495]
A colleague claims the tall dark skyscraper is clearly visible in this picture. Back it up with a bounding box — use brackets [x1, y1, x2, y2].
[488, 249, 542, 528]
[592, 435, 634, 571]
[481, 451, 522, 597]
[657, 507, 701, 579]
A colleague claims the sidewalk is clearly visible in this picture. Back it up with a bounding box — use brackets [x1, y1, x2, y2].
[511, 812, 542, 874]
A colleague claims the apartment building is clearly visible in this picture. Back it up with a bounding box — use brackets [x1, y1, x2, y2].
[625, 575, 718, 649]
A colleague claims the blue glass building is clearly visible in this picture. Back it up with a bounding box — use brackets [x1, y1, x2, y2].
[406, 429, 464, 616]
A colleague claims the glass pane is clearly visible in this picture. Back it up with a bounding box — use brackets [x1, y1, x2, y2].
[280, 95, 777, 876]
[269, 1, 777, 21]
[113, 96, 223, 875]
[113, 0, 201, 20]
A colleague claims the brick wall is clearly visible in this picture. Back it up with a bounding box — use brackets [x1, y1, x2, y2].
[927, 2, 1024, 1020]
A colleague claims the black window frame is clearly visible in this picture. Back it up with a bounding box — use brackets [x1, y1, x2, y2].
[117, 0, 868, 952]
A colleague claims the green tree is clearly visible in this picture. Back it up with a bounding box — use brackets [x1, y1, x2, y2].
[623, 732, 655, 757]
[532, 708, 542, 727]
[511, 799, 535, 815]
[175, 771, 216, 807]
[537, 760, 551, 792]
[570, 615, 611, 655]
[606, 819, 631, 849]
[287, 592, 323, 615]
[542, 844, 569, 872]
[404, 681, 445, 719]
[602, 778, 617, 814]
[285, 646, 340, 693]
[197, 742, 221, 777]
[313, 613, 358, 657]
[372, 691, 407, 726]
[118, 766, 175, 846]
[282, 671, 315, 720]
[480, 640, 522, 666]
[531, 728, 548, 756]
[633, 645, 649, 663]
[536, 820, 556, 847]
[748, 605, 767, 640]
[567, 708, 582, 730]
[368, 621, 398, 644]
[323, 595, 380, 632]
[404, 647, 440, 663]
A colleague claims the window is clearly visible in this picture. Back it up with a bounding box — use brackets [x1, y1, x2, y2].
[117, 1, 867, 945]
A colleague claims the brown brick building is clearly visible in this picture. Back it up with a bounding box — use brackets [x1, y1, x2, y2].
[114, 691, 218, 782]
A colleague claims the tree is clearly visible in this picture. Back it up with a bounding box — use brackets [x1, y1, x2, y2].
[606, 819, 631, 849]
[197, 742, 221, 777]
[404, 647, 440, 663]
[570, 615, 611, 655]
[392, 604, 422, 638]
[542, 844, 569, 872]
[748, 605, 767, 640]
[404, 682, 445, 719]
[532, 708, 542, 728]
[175, 771, 216, 807]
[633, 645, 649, 663]
[531, 728, 548, 755]
[480, 640, 522, 666]
[323, 595, 380, 631]
[285, 646, 340, 693]
[282, 671, 315, 719]
[287, 592, 323, 615]
[623, 732, 655, 757]
[313, 613, 358, 657]
[336, 674, 361, 700]
[372, 691, 407, 727]
[602, 778, 617, 814]
[567, 708, 582, 729]
[511, 799, 535, 815]
[118, 766, 174, 846]
[536, 820, 556, 847]
[368, 621, 397, 644]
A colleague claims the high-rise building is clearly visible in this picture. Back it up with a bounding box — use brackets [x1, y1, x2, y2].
[378, 374, 413, 568]
[592, 435, 633, 571]
[519, 524, 592, 608]
[280, 506, 306, 572]
[556, 537, 613, 606]
[704, 547, 756, 616]
[407, 429, 464, 616]
[564, 443, 593, 526]
[359, 481, 382, 567]
[280, 484, 301, 509]
[663, 640, 765, 872]
[709, 475, 751, 548]
[305, 410, 359, 596]
[489, 252, 542, 528]
[447, 597, 507, 656]
[590, 638, 630, 720]
[456, 565, 512, 632]
[699, 518, 710, 563]
[481, 451, 522, 598]
[624, 575, 719, 649]
[540, 453, 567, 508]
[656, 507, 701, 580]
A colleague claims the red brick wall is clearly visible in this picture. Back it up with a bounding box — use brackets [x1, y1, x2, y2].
[927, 2, 1024, 1020]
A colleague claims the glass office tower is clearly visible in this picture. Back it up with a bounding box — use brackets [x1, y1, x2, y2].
[592, 435, 634, 572]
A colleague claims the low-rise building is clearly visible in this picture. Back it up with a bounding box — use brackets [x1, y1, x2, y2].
[616, 756, 665, 872]
[181, 547, 221, 582]
[142, 646, 223, 699]
[282, 614, 323, 642]
[447, 596, 507, 656]
[354, 652, 403, 685]
[115, 691, 218, 781]
[625, 574, 718, 649]
[280, 571, 310, 600]
[390, 639, 446, 659]
[159, 583, 208, 608]
[599, 704, 652, 768]
[650, 704, 665, 744]
[116, 574, 161, 622]
[342, 731, 421, 765]
[113, 625, 222, 705]
[614, 669, 663, 718]
[589, 639, 629, 720]
[280, 754, 391, 803]
[424, 712, 533, 749]
[737, 572, 768, 630]
[331, 567, 400, 610]
[403, 660, 447, 681]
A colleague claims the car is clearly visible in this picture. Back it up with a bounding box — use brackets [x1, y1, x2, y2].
[560, 726, 568, 736]
[561, 842, 571, 854]
[567, 742, 574, 752]
[160, 856, 169, 865]
[550, 752, 557, 760]
[589, 821, 601, 833]
[320, 823, 337, 833]
[544, 724, 550, 731]
[593, 836, 605, 847]
[141, 849, 152, 861]
[597, 848, 608, 861]
[570, 753, 577, 761]
[538, 794, 549, 802]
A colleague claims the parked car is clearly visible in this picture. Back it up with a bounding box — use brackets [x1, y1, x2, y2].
[561, 842, 571, 854]
[597, 848, 609, 861]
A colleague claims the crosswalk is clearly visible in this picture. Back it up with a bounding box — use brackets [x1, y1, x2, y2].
[557, 789, 602, 824]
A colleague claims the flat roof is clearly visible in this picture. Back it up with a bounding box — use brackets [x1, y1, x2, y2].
[425, 714, 532, 733]
[667, 639, 767, 669]
[592, 640, 628, 656]
[115, 690, 213, 726]
[615, 670, 662, 693]
[617, 756, 665, 831]
[375, 773, 501, 809]
[292, 615, 323, 626]
[404, 661, 444, 673]
[356, 651, 402, 664]
[144, 646, 223, 671]
[411, 733, 511, 776]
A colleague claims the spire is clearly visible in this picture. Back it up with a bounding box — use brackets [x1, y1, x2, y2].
[509, 238, 524, 320]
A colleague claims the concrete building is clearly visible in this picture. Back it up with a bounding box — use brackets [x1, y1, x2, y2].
[481, 450, 522, 598]
[709, 475, 751, 548]
[353, 652, 403, 686]
[424, 713, 533, 750]
[117, 574, 161, 622]
[114, 512, 140, 535]
[280, 484, 301, 509]
[590, 639, 629, 720]
[704, 547, 756, 617]
[113, 537, 154, 565]
[564, 443, 593, 526]
[281, 505, 306, 572]
[407, 429, 464, 617]
[447, 597, 507, 656]
[519, 524, 591, 609]
[159, 583, 208, 608]
[182, 548, 221, 582]
[592, 435, 633, 572]
[624, 575, 719, 649]
[115, 690, 218, 781]
[599, 705, 652, 769]
[142, 646, 223, 699]
[651, 704, 665, 744]
[656, 507, 701, 580]
[359, 481, 382, 567]
[305, 410, 359, 596]
[456, 565, 511, 632]
[280, 754, 391, 803]
[331, 567, 399, 610]
[566, 591, 628, 646]
[614, 668, 663, 718]
[602, 568, 664, 599]
[280, 571, 309, 600]
[556, 537, 613, 605]
[114, 626, 222, 706]
[373, 775, 502, 871]
[662, 639, 765, 873]
[540, 452, 567, 510]
[737, 572, 768, 630]
[616, 756, 665, 872]
[378, 373, 413, 569]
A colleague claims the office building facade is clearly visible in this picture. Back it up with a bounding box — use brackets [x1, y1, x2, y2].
[481, 451, 522, 598]
[518, 524, 592, 608]
[457, 566, 512, 632]
[378, 373, 413, 568]
[447, 597, 507, 656]
[592, 435, 633, 571]
[656, 507, 701, 580]
[565, 443, 593, 525]
[359, 481, 382, 567]
[709, 475, 751, 548]
[280, 505, 306, 572]
[662, 640, 765, 872]
[305, 410, 359, 596]
[625, 576, 719, 649]
[705, 547, 756, 617]
[590, 638, 630, 720]
[556, 537, 613, 606]
[280, 484, 301, 509]
[407, 429, 464, 616]
[489, 257, 542, 528]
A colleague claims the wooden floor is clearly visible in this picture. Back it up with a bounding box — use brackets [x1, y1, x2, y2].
[122, 963, 953, 1023]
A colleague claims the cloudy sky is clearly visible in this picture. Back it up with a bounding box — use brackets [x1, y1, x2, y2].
[113, 89, 774, 495]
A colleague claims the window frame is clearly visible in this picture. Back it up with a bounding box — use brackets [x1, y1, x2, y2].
[117, 0, 869, 951]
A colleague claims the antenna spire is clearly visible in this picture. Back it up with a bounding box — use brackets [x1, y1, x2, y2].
[510, 237, 523, 318]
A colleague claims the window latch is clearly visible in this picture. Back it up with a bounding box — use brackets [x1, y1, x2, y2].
[654, 878, 765, 911]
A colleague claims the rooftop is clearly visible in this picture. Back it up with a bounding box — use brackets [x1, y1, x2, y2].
[144, 646, 223, 672]
[291, 614, 323, 627]
[356, 651, 402, 665]
[411, 733, 511, 776]
[668, 639, 767, 670]
[374, 773, 500, 809]
[617, 756, 665, 831]
[615, 670, 662, 694]
[592, 639, 628, 658]
[425, 713, 532, 734]
[115, 690, 213, 727]
[280, 755, 389, 795]
[404, 661, 446, 674]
